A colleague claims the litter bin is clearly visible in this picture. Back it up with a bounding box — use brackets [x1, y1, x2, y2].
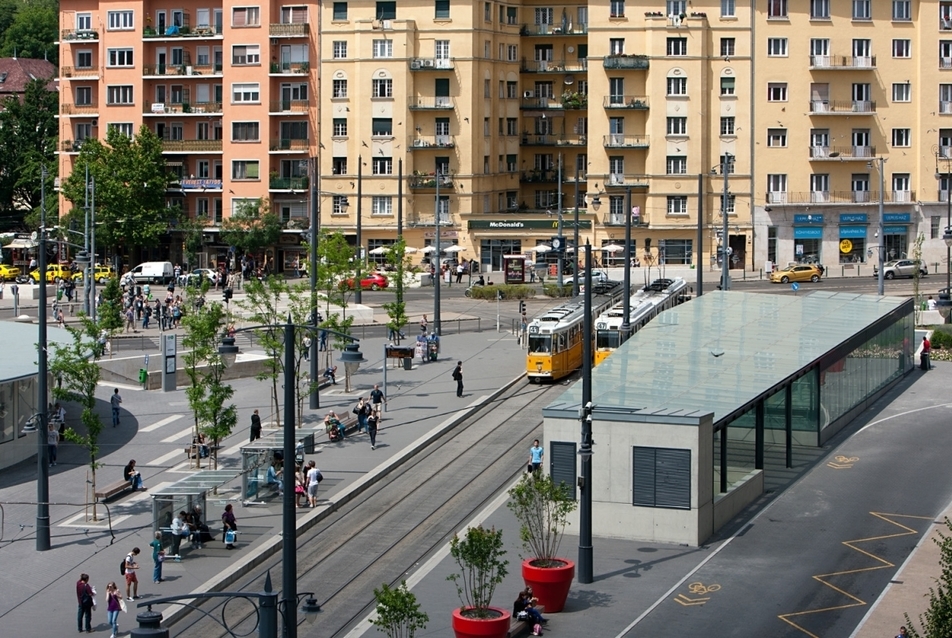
[139, 369, 148, 387]
[921, 351, 931, 371]
[403, 357, 412, 370]
[302, 433, 315, 454]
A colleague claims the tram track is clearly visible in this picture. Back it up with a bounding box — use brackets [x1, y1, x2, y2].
[167, 375, 573, 638]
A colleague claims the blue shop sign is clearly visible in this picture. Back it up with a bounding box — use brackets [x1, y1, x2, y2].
[839, 226, 867, 238]
[794, 226, 824, 239]
[884, 226, 908, 235]
[793, 214, 824, 225]
[839, 213, 868, 224]
[883, 213, 911, 223]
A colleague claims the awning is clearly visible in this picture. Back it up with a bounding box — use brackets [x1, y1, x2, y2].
[6, 238, 36, 249]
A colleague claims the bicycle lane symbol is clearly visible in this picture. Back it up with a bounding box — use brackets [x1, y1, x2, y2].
[674, 582, 722, 606]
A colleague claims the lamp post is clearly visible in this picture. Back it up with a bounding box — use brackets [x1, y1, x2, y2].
[577, 240, 594, 584]
[355, 156, 363, 305]
[434, 167, 445, 336]
[309, 157, 319, 409]
[220, 321, 361, 638]
[936, 150, 952, 306]
[556, 154, 564, 289]
[36, 164, 50, 552]
[573, 161, 580, 297]
[622, 186, 632, 334]
[869, 157, 886, 296]
[720, 153, 733, 291]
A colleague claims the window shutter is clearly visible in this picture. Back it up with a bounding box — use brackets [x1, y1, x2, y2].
[550, 441, 577, 501]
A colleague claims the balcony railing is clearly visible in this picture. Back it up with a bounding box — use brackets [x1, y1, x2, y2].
[146, 101, 222, 115]
[604, 213, 648, 227]
[809, 145, 876, 159]
[407, 212, 455, 226]
[520, 59, 588, 73]
[269, 23, 309, 37]
[519, 23, 588, 35]
[603, 95, 649, 109]
[269, 138, 309, 151]
[61, 29, 99, 41]
[269, 99, 310, 112]
[520, 96, 563, 109]
[408, 96, 455, 110]
[809, 100, 877, 114]
[144, 24, 221, 38]
[144, 64, 217, 77]
[603, 134, 649, 148]
[409, 58, 454, 70]
[520, 170, 559, 183]
[776, 191, 918, 204]
[269, 61, 310, 74]
[521, 134, 587, 146]
[602, 55, 649, 70]
[60, 66, 98, 78]
[61, 103, 99, 115]
[60, 140, 86, 152]
[809, 55, 876, 69]
[603, 173, 649, 188]
[161, 140, 223, 152]
[409, 136, 456, 149]
[269, 176, 309, 190]
[408, 174, 455, 189]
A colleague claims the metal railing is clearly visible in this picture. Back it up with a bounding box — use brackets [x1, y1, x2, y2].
[409, 58, 454, 70]
[776, 191, 917, 204]
[269, 23, 309, 37]
[602, 55, 649, 70]
[269, 176, 310, 190]
[407, 174, 455, 189]
[520, 170, 559, 183]
[269, 138, 310, 151]
[60, 66, 98, 78]
[808, 145, 875, 159]
[520, 59, 588, 73]
[408, 96, 455, 109]
[809, 55, 876, 69]
[269, 100, 310, 112]
[602, 95, 649, 109]
[61, 103, 99, 115]
[521, 134, 587, 146]
[409, 136, 456, 149]
[61, 29, 99, 41]
[809, 100, 877, 114]
[602, 134, 649, 148]
[604, 213, 648, 226]
[161, 140, 223, 152]
[520, 23, 588, 35]
[602, 174, 649, 187]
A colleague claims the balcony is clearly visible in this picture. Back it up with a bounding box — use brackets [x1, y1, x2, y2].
[409, 58, 454, 71]
[520, 170, 559, 183]
[60, 140, 86, 153]
[143, 23, 223, 39]
[408, 96, 455, 110]
[409, 136, 456, 150]
[179, 178, 222, 190]
[602, 55, 649, 70]
[809, 100, 877, 114]
[520, 59, 588, 73]
[269, 61, 310, 75]
[776, 191, 918, 205]
[809, 145, 875, 160]
[604, 212, 648, 227]
[407, 212, 455, 227]
[61, 29, 99, 42]
[809, 55, 876, 70]
[269, 138, 309, 151]
[603, 95, 649, 110]
[603, 174, 649, 188]
[269, 176, 309, 190]
[161, 140, 222, 153]
[146, 101, 222, 115]
[61, 103, 99, 115]
[520, 22, 588, 36]
[603, 134, 649, 149]
[269, 99, 310, 114]
[521, 134, 587, 146]
[269, 23, 309, 37]
[60, 66, 99, 78]
[143, 63, 221, 77]
[408, 173, 455, 190]
[520, 95, 564, 110]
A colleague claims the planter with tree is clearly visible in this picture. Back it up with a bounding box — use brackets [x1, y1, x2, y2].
[447, 525, 510, 638]
[370, 580, 428, 638]
[507, 471, 578, 612]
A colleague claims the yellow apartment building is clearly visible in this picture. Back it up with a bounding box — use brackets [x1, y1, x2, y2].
[54, 0, 952, 277]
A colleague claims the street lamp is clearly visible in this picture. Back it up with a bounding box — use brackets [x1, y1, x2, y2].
[355, 156, 363, 305]
[717, 154, 733, 291]
[868, 157, 887, 296]
[434, 168, 452, 336]
[36, 164, 51, 552]
[935, 149, 952, 306]
[577, 241, 594, 584]
[309, 157, 319, 409]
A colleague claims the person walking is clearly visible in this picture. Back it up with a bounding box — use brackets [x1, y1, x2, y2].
[124, 305, 135, 333]
[456, 262, 464, 284]
[367, 412, 379, 450]
[420, 314, 428, 333]
[124, 547, 141, 601]
[353, 397, 369, 432]
[48, 422, 59, 467]
[105, 581, 122, 638]
[305, 460, 322, 508]
[222, 503, 238, 549]
[249, 409, 262, 442]
[149, 531, 164, 583]
[76, 573, 95, 633]
[452, 361, 464, 397]
[370, 384, 386, 418]
[921, 335, 932, 371]
[528, 439, 544, 473]
[111, 388, 122, 427]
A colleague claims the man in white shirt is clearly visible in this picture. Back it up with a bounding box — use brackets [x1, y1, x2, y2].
[170, 511, 189, 556]
[305, 461, 322, 508]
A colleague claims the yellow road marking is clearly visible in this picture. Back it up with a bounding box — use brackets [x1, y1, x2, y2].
[673, 582, 721, 607]
[827, 455, 859, 469]
[777, 512, 933, 637]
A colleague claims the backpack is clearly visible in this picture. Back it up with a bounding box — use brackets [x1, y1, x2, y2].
[119, 557, 127, 575]
[315, 470, 324, 483]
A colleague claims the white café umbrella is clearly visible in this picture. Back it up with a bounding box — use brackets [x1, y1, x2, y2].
[601, 243, 624, 253]
[529, 244, 553, 253]
[368, 246, 390, 255]
[403, 246, 420, 254]
[420, 246, 437, 254]
[443, 245, 465, 253]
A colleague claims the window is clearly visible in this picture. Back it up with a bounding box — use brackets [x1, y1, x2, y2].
[232, 45, 260, 65]
[332, 79, 347, 98]
[372, 78, 392, 98]
[231, 83, 260, 102]
[610, 39, 625, 55]
[506, 154, 517, 172]
[720, 155, 736, 174]
[75, 86, 92, 105]
[232, 122, 259, 141]
[232, 7, 260, 26]
[332, 157, 347, 174]
[372, 40, 393, 58]
[942, 85, 952, 112]
[893, 0, 910, 20]
[332, 195, 349, 214]
[106, 85, 133, 105]
[507, 81, 518, 99]
[767, 174, 787, 195]
[333, 41, 347, 58]
[810, 0, 829, 19]
[109, 123, 134, 137]
[535, 7, 553, 24]
[932, 216, 943, 239]
[893, 83, 911, 102]
[232, 160, 260, 180]
[667, 38, 687, 57]
[767, 128, 787, 147]
[720, 117, 735, 135]
[893, 39, 911, 58]
[484, 2, 492, 21]
[372, 118, 393, 137]
[435, 0, 450, 19]
[107, 10, 134, 30]
[372, 196, 392, 216]
[666, 117, 687, 136]
[506, 118, 517, 136]
[768, 0, 787, 18]
[507, 45, 518, 61]
[667, 77, 687, 96]
[376, 0, 396, 18]
[666, 156, 687, 175]
[720, 77, 735, 95]
[281, 6, 307, 23]
[893, 174, 911, 195]
[333, 2, 347, 19]
[633, 447, 691, 510]
[610, 0, 625, 17]
[609, 117, 624, 135]
[506, 6, 517, 24]
[76, 13, 92, 30]
[667, 0, 686, 15]
[332, 118, 347, 137]
[720, 194, 736, 214]
[372, 157, 392, 175]
[767, 83, 787, 101]
[720, 38, 735, 57]
[853, 0, 870, 20]
[767, 38, 788, 57]
[76, 50, 92, 69]
[892, 128, 911, 147]
[667, 196, 688, 215]
[107, 49, 134, 67]
[721, 0, 735, 18]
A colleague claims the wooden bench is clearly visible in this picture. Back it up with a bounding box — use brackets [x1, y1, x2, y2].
[508, 606, 545, 638]
[95, 479, 133, 501]
[324, 414, 358, 441]
[183, 444, 222, 459]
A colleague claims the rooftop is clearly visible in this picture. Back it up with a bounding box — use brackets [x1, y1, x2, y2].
[0, 57, 57, 97]
[2, 321, 72, 381]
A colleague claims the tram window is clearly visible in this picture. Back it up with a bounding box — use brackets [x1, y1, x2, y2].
[596, 331, 621, 349]
[558, 334, 567, 351]
[528, 335, 551, 354]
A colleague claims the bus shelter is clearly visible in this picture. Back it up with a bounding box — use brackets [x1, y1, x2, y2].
[151, 470, 238, 536]
[240, 428, 321, 504]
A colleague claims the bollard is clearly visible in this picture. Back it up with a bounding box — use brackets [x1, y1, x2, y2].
[130, 609, 168, 638]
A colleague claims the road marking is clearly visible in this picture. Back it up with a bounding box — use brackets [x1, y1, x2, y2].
[674, 582, 720, 607]
[97, 381, 143, 391]
[60, 511, 131, 528]
[826, 455, 859, 470]
[161, 425, 194, 443]
[147, 448, 187, 467]
[857, 402, 952, 435]
[141, 414, 184, 432]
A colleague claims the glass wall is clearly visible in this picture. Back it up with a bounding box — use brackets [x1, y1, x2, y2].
[0, 377, 38, 444]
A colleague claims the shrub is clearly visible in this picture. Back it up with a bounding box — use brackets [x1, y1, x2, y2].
[931, 329, 952, 349]
[542, 283, 573, 297]
[447, 526, 508, 618]
[467, 284, 533, 300]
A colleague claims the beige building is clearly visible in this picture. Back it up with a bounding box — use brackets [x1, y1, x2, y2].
[54, 0, 952, 277]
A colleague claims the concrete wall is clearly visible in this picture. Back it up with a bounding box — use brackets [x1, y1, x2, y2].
[713, 469, 764, 532]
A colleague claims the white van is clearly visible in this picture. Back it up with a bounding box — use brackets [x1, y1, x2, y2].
[123, 261, 174, 285]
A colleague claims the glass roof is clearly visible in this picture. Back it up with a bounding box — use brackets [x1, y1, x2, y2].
[152, 470, 239, 495]
[545, 291, 909, 423]
[2, 322, 73, 381]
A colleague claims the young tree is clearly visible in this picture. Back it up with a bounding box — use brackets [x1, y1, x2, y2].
[179, 215, 208, 271]
[382, 239, 413, 344]
[370, 581, 429, 638]
[238, 276, 288, 420]
[49, 316, 105, 521]
[98, 276, 124, 333]
[905, 517, 952, 638]
[220, 197, 282, 265]
[912, 232, 926, 325]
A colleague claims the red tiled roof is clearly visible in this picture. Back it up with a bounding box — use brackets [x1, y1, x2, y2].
[0, 57, 58, 95]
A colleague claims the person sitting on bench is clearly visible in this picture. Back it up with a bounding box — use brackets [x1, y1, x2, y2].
[324, 411, 344, 440]
[323, 365, 338, 385]
[266, 461, 283, 495]
[124, 459, 145, 491]
[513, 589, 547, 626]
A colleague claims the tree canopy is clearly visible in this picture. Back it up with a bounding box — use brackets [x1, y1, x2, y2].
[220, 197, 283, 257]
[0, 0, 58, 65]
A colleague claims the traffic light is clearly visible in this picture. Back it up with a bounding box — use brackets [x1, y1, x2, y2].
[223, 288, 233, 302]
[519, 301, 526, 315]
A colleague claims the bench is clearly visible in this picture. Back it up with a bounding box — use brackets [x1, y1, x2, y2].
[324, 414, 358, 441]
[183, 444, 222, 459]
[95, 479, 133, 501]
[508, 606, 545, 638]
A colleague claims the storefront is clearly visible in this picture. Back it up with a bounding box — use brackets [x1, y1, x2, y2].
[792, 214, 824, 264]
[838, 214, 867, 264]
[883, 213, 912, 260]
[468, 219, 592, 272]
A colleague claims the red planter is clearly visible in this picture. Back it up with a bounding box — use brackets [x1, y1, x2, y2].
[522, 557, 575, 613]
[451, 606, 512, 638]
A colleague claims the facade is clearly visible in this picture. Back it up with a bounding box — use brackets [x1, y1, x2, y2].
[53, 0, 952, 275]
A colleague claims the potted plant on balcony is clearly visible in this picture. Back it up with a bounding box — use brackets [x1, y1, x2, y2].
[507, 471, 578, 613]
[447, 525, 510, 638]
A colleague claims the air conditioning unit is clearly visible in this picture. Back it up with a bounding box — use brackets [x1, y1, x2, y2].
[524, 90, 534, 99]
[410, 59, 421, 69]
[91, 118, 98, 127]
[422, 59, 434, 68]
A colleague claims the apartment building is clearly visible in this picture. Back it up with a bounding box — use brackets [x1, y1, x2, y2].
[55, 0, 952, 275]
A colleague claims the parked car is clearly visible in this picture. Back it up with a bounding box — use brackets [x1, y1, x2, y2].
[769, 264, 823, 284]
[76, 264, 117, 284]
[29, 264, 78, 283]
[340, 272, 389, 290]
[122, 261, 175, 286]
[873, 259, 927, 280]
[180, 268, 219, 286]
[0, 264, 21, 281]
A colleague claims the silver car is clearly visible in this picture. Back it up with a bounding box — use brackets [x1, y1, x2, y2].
[874, 259, 928, 279]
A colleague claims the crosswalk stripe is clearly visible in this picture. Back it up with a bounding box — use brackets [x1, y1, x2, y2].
[160, 425, 195, 443]
[147, 449, 186, 467]
[142, 414, 184, 433]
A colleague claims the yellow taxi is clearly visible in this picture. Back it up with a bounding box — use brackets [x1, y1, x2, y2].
[769, 264, 823, 284]
[0, 264, 20, 281]
[76, 264, 117, 284]
[29, 264, 79, 283]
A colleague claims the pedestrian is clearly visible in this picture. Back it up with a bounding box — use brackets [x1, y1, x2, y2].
[528, 439, 544, 473]
[318, 329, 328, 351]
[170, 511, 189, 556]
[105, 581, 123, 638]
[370, 384, 386, 418]
[111, 388, 122, 427]
[124, 459, 145, 490]
[149, 531, 164, 583]
[142, 303, 152, 329]
[48, 421, 59, 466]
[306, 460, 322, 508]
[124, 547, 141, 601]
[57, 306, 66, 328]
[453, 361, 464, 397]
[420, 314, 428, 333]
[353, 397, 369, 432]
[456, 262, 464, 283]
[896, 627, 908, 638]
[921, 335, 932, 371]
[928, 296, 938, 310]
[303, 336, 311, 361]
[367, 412, 379, 450]
[124, 306, 135, 333]
[76, 572, 95, 633]
[222, 503, 238, 549]
[250, 409, 262, 442]
[188, 504, 207, 549]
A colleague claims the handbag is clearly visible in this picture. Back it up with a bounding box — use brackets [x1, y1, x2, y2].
[119, 596, 127, 613]
[295, 484, 305, 494]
